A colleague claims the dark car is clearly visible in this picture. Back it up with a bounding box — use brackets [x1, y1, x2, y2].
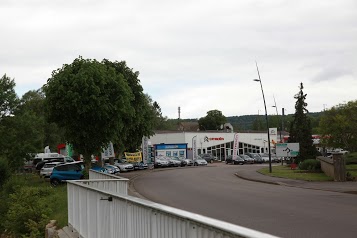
[198, 154, 216, 163]
[240, 154, 254, 164]
[246, 153, 263, 164]
[225, 155, 245, 165]
[133, 161, 148, 170]
[154, 158, 170, 168]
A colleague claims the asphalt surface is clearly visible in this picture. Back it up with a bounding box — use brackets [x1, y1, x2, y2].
[119, 163, 357, 238]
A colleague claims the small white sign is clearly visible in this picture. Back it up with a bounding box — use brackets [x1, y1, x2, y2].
[276, 143, 300, 157]
[101, 142, 115, 158]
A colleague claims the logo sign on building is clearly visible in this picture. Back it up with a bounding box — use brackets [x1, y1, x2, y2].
[101, 142, 115, 158]
[142, 136, 149, 163]
[232, 133, 239, 159]
[276, 143, 300, 157]
[269, 128, 277, 135]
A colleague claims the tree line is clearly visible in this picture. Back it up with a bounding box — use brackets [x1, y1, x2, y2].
[0, 57, 166, 174]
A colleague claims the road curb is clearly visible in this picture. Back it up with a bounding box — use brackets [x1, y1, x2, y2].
[234, 172, 357, 195]
[234, 173, 280, 186]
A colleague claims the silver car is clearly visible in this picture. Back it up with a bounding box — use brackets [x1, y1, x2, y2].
[40, 162, 64, 178]
[164, 157, 181, 167]
[104, 164, 120, 174]
[181, 157, 193, 166]
[154, 157, 170, 168]
[114, 159, 134, 172]
[193, 157, 208, 166]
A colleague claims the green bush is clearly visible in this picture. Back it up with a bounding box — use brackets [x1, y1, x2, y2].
[299, 159, 321, 172]
[3, 186, 52, 237]
[0, 157, 11, 188]
[0, 174, 68, 235]
[345, 152, 357, 164]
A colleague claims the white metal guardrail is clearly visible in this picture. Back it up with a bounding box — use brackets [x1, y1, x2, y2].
[67, 180, 279, 238]
[89, 169, 128, 180]
[88, 169, 129, 195]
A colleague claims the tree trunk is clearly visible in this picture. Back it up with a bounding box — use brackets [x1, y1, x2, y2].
[84, 151, 92, 175]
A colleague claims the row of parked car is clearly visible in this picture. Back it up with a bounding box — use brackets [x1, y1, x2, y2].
[154, 156, 209, 168]
[34, 157, 149, 186]
[225, 153, 282, 165]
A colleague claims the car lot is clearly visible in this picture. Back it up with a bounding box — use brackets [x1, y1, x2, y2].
[37, 155, 275, 186]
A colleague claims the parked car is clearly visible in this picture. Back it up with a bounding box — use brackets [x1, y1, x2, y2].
[154, 157, 170, 168]
[181, 157, 193, 166]
[240, 155, 254, 164]
[260, 153, 281, 163]
[198, 154, 216, 163]
[104, 164, 120, 174]
[133, 161, 149, 170]
[193, 157, 208, 166]
[246, 153, 263, 164]
[259, 153, 270, 162]
[272, 155, 282, 163]
[91, 164, 109, 173]
[40, 162, 64, 178]
[50, 161, 84, 186]
[171, 157, 187, 167]
[164, 157, 181, 167]
[35, 156, 75, 172]
[225, 155, 245, 165]
[113, 159, 134, 172]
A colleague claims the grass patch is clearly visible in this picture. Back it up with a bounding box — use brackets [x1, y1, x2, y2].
[346, 164, 357, 170]
[348, 171, 357, 177]
[258, 166, 333, 181]
[49, 184, 68, 227]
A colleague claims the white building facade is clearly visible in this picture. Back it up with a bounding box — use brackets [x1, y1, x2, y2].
[148, 129, 278, 160]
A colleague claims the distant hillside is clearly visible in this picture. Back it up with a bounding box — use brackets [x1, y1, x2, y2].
[162, 112, 322, 132]
[227, 112, 322, 131]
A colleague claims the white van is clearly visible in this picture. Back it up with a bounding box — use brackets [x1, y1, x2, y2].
[33, 153, 74, 165]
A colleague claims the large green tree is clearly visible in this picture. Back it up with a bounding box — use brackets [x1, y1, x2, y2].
[44, 57, 134, 170]
[101, 60, 156, 155]
[319, 100, 357, 152]
[289, 83, 317, 163]
[0, 74, 18, 119]
[198, 109, 226, 130]
[0, 89, 65, 170]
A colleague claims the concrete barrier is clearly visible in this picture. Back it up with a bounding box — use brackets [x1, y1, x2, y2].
[317, 153, 346, 181]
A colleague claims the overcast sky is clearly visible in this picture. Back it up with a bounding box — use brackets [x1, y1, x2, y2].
[1, 0, 356, 119]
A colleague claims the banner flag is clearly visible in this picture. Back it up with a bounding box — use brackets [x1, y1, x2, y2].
[192, 137, 197, 159]
[142, 136, 149, 163]
[232, 133, 239, 159]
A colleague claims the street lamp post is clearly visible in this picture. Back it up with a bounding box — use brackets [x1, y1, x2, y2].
[254, 62, 272, 173]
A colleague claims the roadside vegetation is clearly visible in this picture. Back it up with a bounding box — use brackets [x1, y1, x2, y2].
[0, 172, 67, 237]
[259, 153, 357, 181]
[258, 165, 333, 181]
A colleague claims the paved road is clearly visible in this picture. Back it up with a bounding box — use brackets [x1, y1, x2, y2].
[121, 163, 357, 238]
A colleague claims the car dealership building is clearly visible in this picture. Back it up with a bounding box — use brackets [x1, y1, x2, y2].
[147, 128, 280, 161]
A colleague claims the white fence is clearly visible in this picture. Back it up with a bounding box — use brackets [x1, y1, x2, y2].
[89, 169, 128, 180]
[87, 170, 128, 195]
[67, 179, 278, 238]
